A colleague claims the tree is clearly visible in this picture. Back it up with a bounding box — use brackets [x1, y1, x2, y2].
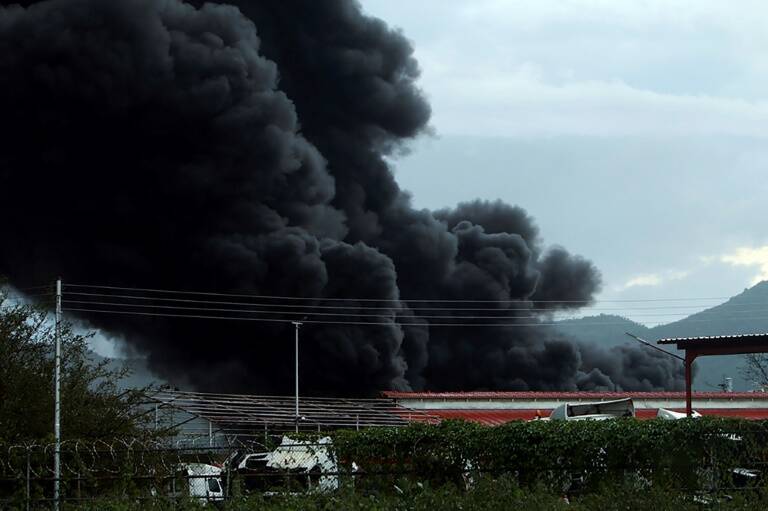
[742, 354, 768, 391]
[0, 287, 153, 443]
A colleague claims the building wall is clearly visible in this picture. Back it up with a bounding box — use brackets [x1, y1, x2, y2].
[386, 392, 768, 424]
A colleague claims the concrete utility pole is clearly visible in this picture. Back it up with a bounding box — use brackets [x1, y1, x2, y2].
[54, 278, 62, 511]
[292, 321, 302, 432]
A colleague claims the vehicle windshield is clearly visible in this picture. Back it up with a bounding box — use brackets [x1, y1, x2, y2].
[207, 478, 221, 493]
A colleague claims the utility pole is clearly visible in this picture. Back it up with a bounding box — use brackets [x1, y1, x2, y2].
[54, 278, 62, 511]
[292, 321, 302, 432]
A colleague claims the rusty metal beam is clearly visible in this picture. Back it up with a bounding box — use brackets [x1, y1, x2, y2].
[685, 351, 697, 417]
[656, 334, 768, 417]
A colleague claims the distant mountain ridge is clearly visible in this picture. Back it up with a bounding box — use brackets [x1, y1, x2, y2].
[555, 281, 768, 391]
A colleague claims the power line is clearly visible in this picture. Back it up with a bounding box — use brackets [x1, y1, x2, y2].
[62, 290, 768, 312]
[59, 291, 768, 317]
[51, 281, 768, 329]
[60, 297, 768, 320]
[61, 299, 543, 320]
[60, 306, 768, 328]
[61, 307, 539, 326]
[65, 283, 733, 304]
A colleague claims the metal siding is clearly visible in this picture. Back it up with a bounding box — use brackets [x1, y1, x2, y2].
[383, 391, 768, 400]
[409, 408, 768, 425]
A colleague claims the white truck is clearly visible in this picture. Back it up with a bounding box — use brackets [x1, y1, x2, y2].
[231, 436, 339, 494]
[172, 463, 225, 504]
[549, 397, 635, 420]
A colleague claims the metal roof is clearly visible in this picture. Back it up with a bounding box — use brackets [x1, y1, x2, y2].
[415, 410, 540, 426]
[408, 408, 768, 425]
[657, 333, 768, 345]
[383, 391, 768, 400]
[149, 390, 439, 433]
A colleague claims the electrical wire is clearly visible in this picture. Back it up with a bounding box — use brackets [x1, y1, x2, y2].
[60, 306, 768, 329]
[62, 290, 768, 312]
[65, 283, 732, 304]
[28, 281, 768, 330]
[58, 306, 633, 327]
[60, 298, 768, 320]
[61, 299, 543, 320]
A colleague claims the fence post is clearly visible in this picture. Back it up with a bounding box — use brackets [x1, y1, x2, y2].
[25, 449, 30, 511]
[226, 458, 231, 502]
[53, 278, 62, 511]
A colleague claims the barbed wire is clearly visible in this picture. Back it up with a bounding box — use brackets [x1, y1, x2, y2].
[0, 438, 272, 479]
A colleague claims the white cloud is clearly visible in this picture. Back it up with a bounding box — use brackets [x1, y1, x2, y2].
[623, 273, 662, 289]
[621, 270, 690, 290]
[430, 71, 768, 137]
[362, 0, 768, 137]
[359, 0, 768, 306]
[721, 246, 768, 284]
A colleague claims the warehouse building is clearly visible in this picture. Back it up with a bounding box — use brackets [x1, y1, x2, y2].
[384, 391, 768, 425]
[145, 390, 438, 446]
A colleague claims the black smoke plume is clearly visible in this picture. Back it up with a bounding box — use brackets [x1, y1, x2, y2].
[0, 0, 684, 394]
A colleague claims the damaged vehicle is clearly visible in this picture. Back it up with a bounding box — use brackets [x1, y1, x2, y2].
[228, 436, 338, 495]
[549, 397, 635, 420]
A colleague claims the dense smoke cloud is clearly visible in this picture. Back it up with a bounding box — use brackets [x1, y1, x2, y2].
[0, 0, 684, 394]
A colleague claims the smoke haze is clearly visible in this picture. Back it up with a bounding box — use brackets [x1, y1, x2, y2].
[0, 0, 684, 394]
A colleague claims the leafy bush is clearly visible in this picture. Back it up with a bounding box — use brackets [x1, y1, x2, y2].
[332, 418, 768, 493]
[39, 479, 768, 511]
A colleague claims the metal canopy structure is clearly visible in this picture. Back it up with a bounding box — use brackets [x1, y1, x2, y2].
[148, 390, 438, 439]
[658, 333, 768, 416]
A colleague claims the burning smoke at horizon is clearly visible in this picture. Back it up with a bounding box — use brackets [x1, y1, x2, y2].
[0, 0, 684, 394]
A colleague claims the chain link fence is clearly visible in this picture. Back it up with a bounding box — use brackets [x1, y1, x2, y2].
[1, 428, 767, 509]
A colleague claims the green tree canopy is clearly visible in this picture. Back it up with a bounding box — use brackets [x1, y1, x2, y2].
[0, 288, 152, 443]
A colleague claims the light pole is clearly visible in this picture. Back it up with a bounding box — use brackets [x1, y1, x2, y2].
[292, 321, 302, 432]
[54, 278, 62, 511]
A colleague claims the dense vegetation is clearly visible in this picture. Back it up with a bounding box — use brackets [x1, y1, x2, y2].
[0, 289, 154, 442]
[331, 419, 768, 494]
[19, 480, 768, 511]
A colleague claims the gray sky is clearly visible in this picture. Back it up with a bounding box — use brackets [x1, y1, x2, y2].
[361, 0, 768, 324]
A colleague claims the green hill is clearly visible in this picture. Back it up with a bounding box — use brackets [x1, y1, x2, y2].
[555, 282, 768, 391]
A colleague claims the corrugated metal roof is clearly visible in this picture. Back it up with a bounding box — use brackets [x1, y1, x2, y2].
[148, 390, 439, 432]
[402, 408, 768, 425]
[422, 410, 538, 426]
[657, 333, 768, 345]
[382, 391, 768, 400]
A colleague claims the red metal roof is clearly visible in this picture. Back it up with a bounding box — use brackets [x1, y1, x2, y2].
[658, 333, 768, 345]
[421, 410, 539, 425]
[383, 391, 768, 400]
[407, 408, 768, 425]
